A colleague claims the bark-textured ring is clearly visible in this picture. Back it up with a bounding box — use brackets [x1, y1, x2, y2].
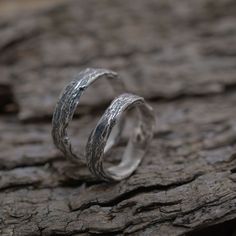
[52, 68, 125, 163]
[86, 93, 156, 181]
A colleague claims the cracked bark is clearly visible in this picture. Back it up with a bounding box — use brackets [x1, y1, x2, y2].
[0, 0, 236, 235]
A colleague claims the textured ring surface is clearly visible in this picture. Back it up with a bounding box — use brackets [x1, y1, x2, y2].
[52, 68, 124, 163]
[86, 93, 156, 181]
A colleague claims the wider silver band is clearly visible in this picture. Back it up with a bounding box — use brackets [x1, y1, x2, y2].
[51, 68, 125, 163]
[86, 93, 156, 181]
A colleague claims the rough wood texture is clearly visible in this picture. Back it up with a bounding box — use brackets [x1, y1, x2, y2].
[0, 0, 236, 235]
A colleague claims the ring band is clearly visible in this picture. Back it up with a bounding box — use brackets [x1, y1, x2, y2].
[52, 68, 155, 181]
[86, 93, 156, 181]
[52, 68, 125, 163]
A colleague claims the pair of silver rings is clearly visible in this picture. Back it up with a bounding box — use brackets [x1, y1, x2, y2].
[52, 68, 155, 182]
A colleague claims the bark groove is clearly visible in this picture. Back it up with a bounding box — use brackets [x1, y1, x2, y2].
[0, 0, 236, 235]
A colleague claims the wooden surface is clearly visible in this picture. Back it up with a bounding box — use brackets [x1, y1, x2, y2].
[0, 0, 236, 235]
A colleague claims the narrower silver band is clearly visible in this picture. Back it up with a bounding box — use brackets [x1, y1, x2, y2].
[51, 68, 125, 163]
[86, 93, 156, 181]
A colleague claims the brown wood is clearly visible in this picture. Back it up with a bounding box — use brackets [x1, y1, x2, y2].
[0, 0, 236, 235]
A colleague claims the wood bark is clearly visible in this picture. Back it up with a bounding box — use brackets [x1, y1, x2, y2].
[0, 0, 236, 235]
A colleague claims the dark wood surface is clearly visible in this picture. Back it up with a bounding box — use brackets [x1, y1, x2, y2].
[0, 0, 236, 235]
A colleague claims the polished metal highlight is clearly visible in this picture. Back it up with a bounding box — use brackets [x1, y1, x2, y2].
[52, 68, 155, 181]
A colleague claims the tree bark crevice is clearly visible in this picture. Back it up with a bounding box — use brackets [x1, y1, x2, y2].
[0, 0, 236, 235]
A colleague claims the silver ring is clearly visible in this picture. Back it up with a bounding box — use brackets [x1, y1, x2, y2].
[52, 68, 125, 163]
[52, 68, 155, 181]
[86, 93, 156, 181]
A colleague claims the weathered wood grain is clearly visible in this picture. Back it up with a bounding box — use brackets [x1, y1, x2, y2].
[0, 0, 236, 120]
[0, 0, 236, 235]
[1, 93, 236, 235]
